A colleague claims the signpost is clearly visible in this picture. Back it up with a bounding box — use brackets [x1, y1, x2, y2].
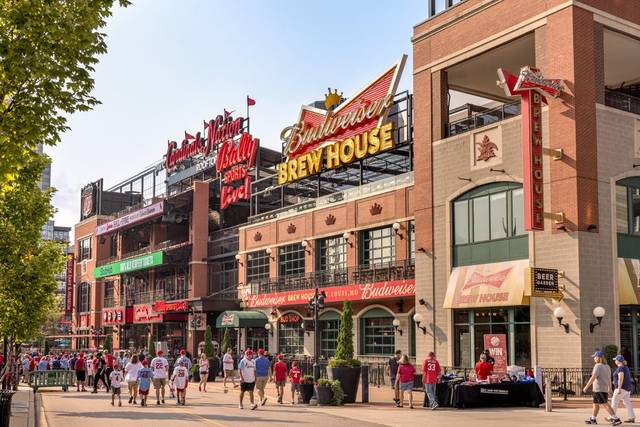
[525, 267, 563, 299]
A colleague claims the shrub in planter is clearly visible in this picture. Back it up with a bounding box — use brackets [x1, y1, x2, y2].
[316, 379, 334, 405]
[328, 301, 361, 403]
[191, 363, 200, 382]
[300, 375, 315, 404]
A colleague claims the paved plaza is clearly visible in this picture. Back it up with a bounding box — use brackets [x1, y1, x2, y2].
[30, 381, 639, 427]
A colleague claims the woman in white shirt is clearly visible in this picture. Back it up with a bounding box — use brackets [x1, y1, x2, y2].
[86, 355, 94, 388]
[124, 354, 143, 405]
[199, 353, 209, 392]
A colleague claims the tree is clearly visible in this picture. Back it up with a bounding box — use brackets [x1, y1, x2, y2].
[148, 332, 156, 356]
[204, 326, 215, 357]
[330, 301, 360, 367]
[222, 328, 231, 353]
[0, 0, 130, 192]
[104, 334, 113, 353]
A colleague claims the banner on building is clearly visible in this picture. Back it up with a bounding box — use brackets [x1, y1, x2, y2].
[245, 279, 415, 308]
[133, 304, 163, 323]
[64, 254, 75, 314]
[94, 251, 164, 279]
[96, 201, 165, 236]
[483, 334, 508, 374]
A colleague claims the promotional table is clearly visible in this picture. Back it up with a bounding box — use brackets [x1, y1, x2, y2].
[451, 382, 545, 409]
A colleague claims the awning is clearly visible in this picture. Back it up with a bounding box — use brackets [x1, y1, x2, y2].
[215, 310, 268, 328]
[618, 258, 640, 305]
[443, 259, 529, 309]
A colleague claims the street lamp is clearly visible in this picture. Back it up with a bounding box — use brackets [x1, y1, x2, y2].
[589, 306, 606, 333]
[308, 288, 326, 383]
[392, 318, 403, 336]
[342, 232, 353, 247]
[413, 313, 427, 335]
[264, 322, 273, 336]
[553, 307, 570, 333]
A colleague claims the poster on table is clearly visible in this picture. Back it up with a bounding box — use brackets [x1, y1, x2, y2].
[483, 334, 508, 374]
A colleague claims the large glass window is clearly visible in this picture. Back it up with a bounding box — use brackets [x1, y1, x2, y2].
[360, 227, 396, 266]
[103, 281, 115, 307]
[78, 237, 92, 261]
[453, 307, 531, 368]
[77, 282, 91, 313]
[247, 250, 270, 283]
[317, 236, 347, 271]
[278, 313, 304, 355]
[620, 306, 640, 369]
[319, 311, 340, 358]
[617, 178, 640, 236]
[360, 308, 395, 356]
[278, 243, 305, 277]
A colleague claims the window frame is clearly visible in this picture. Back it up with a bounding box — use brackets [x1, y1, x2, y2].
[278, 314, 304, 355]
[316, 236, 347, 272]
[617, 178, 640, 236]
[360, 308, 395, 356]
[246, 250, 270, 283]
[78, 237, 92, 261]
[359, 226, 396, 266]
[278, 243, 306, 277]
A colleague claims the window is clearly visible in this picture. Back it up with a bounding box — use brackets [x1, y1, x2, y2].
[103, 281, 115, 307]
[360, 308, 395, 356]
[319, 311, 340, 358]
[317, 236, 347, 271]
[247, 250, 270, 283]
[278, 243, 305, 277]
[453, 307, 530, 368]
[360, 227, 396, 266]
[452, 183, 528, 266]
[77, 282, 91, 313]
[620, 306, 638, 368]
[278, 314, 304, 355]
[616, 178, 640, 259]
[78, 237, 92, 261]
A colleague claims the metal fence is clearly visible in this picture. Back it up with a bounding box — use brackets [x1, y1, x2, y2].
[447, 101, 521, 137]
[605, 89, 640, 115]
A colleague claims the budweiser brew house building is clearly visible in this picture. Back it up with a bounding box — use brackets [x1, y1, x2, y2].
[412, 0, 640, 369]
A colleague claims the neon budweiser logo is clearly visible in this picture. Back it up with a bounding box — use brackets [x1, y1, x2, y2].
[462, 267, 513, 291]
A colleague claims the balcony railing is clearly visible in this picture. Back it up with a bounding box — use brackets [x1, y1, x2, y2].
[248, 259, 415, 295]
[605, 89, 640, 115]
[446, 101, 521, 137]
[96, 238, 190, 267]
[125, 288, 189, 305]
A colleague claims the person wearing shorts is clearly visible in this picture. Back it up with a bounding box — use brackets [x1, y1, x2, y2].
[137, 361, 153, 407]
[223, 348, 237, 392]
[109, 363, 123, 407]
[171, 360, 189, 406]
[238, 349, 257, 410]
[150, 350, 169, 405]
[272, 354, 287, 404]
[254, 349, 271, 406]
[125, 354, 142, 405]
[583, 350, 621, 425]
[75, 353, 87, 392]
[289, 361, 301, 405]
[395, 355, 415, 409]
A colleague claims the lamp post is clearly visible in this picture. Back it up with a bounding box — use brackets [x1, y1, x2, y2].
[308, 287, 326, 382]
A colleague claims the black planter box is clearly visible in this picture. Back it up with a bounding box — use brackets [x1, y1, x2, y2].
[317, 385, 333, 405]
[330, 366, 361, 404]
[300, 383, 315, 403]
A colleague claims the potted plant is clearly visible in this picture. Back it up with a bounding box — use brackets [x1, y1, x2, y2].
[327, 301, 361, 403]
[316, 378, 334, 405]
[191, 363, 200, 382]
[204, 325, 217, 381]
[300, 375, 315, 403]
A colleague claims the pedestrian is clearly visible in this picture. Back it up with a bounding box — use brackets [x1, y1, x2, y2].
[255, 349, 271, 406]
[387, 349, 402, 404]
[171, 359, 189, 406]
[422, 351, 442, 410]
[475, 353, 493, 380]
[150, 349, 169, 405]
[52, 356, 61, 370]
[483, 349, 495, 365]
[75, 352, 87, 392]
[272, 354, 287, 404]
[238, 349, 257, 410]
[395, 355, 415, 409]
[198, 353, 209, 392]
[289, 360, 302, 405]
[92, 352, 110, 393]
[223, 347, 237, 392]
[105, 351, 114, 381]
[37, 356, 48, 371]
[125, 354, 143, 405]
[137, 360, 153, 407]
[607, 355, 635, 424]
[176, 349, 192, 372]
[583, 350, 621, 425]
[86, 354, 94, 388]
[109, 362, 123, 407]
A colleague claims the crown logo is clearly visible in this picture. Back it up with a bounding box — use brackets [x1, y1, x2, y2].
[324, 87, 344, 110]
[287, 223, 297, 234]
[325, 214, 336, 226]
[370, 202, 383, 216]
[253, 231, 262, 242]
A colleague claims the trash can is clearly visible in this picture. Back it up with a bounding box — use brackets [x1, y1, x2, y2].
[0, 390, 16, 427]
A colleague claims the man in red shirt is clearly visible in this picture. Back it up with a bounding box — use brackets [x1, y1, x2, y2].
[422, 351, 442, 410]
[475, 353, 493, 380]
[272, 354, 288, 404]
[289, 361, 302, 405]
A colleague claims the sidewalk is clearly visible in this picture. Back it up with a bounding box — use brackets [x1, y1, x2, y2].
[9, 386, 35, 427]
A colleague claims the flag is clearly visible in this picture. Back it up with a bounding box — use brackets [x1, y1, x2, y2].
[247, 96, 256, 106]
[184, 131, 195, 140]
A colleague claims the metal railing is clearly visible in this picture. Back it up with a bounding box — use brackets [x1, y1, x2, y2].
[605, 89, 640, 115]
[126, 288, 189, 305]
[540, 367, 640, 400]
[446, 101, 521, 137]
[248, 259, 415, 295]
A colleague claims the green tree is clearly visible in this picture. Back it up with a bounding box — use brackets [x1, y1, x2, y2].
[148, 332, 156, 356]
[222, 328, 231, 353]
[104, 334, 113, 353]
[204, 325, 215, 357]
[0, 0, 130, 192]
[335, 301, 354, 361]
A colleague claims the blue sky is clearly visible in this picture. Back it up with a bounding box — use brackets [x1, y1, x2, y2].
[48, 0, 427, 231]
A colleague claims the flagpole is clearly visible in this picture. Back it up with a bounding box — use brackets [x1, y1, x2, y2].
[246, 95, 250, 134]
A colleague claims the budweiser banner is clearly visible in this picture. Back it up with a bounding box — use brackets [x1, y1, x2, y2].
[245, 279, 415, 308]
[64, 254, 75, 314]
[443, 260, 529, 309]
[153, 300, 189, 313]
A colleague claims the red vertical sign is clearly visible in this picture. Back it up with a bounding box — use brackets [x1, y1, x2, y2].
[483, 334, 508, 374]
[522, 92, 544, 230]
[65, 253, 75, 314]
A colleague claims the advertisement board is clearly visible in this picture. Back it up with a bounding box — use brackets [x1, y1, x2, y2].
[94, 251, 164, 279]
[483, 334, 508, 374]
[64, 254, 75, 314]
[95, 201, 164, 236]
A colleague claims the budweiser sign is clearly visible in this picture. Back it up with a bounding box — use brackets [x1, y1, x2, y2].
[280, 55, 406, 161]
[153, 300, 189, 313]
[461, 267, 513, 291]
[245, 280, 415, 308]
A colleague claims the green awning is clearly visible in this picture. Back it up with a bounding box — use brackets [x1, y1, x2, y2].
[216, 310, 268, 328]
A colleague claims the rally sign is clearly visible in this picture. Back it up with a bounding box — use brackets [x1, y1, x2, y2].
[483, 334, 508, 374]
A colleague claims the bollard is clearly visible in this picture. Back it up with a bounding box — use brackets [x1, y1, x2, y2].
[361, 362, 369, 403]
[545, 379, 552, 412]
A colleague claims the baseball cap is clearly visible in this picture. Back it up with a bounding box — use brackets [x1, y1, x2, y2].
[428, 351, 436, 358]
[157, 350, 164, 356]
[245, 349, 254, 356]
[180, 349, 186, 355]
[258, 348, 265, 355]
[592, 350, 605, 358]
[277, 354, 284, 360]
[614, 355, 625, 362]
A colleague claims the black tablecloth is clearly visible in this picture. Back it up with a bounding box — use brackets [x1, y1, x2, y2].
[422, 382, 453, 407]
[452, 382, 545, 408]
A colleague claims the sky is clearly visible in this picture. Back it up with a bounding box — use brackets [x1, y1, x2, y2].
[47, 0, 429, 233]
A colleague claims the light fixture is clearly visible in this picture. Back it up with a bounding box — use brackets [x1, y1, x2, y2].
[392, 222, 403, 239]
[418, 298, 426, 306]
[301, 240, 311, 254]
[235, 254, 241, 260]
[264, 322, 273, 336]
[413, 313, 427, 335]
[265, 247, 272, 255]
[553, 307, 570, 333]
[342, 232, 353, 247]
[590, 306, 606, 333]
[392, 318, 403, 336]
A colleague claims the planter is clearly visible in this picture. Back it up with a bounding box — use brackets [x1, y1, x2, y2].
[207, 358, 219, 382]
[316, 385, 333, 405]
[300, 383, 315, 403]
[192, 370, 200, 382]
[330, 366, 360, 404]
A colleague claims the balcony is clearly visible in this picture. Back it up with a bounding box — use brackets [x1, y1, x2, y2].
[248, 259, 415, 295]
[446, 101, 520, 137]
[605, 89, 640, 115]
[125, 287, 189, 306]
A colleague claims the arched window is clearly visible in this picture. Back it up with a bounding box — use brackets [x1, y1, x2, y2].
[616, 177, 640, 259]
[319, 311, 340, 358]
[360, 308, 395, 356]
[278, 312, 304, 356]
[452, 182, 528, 266]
